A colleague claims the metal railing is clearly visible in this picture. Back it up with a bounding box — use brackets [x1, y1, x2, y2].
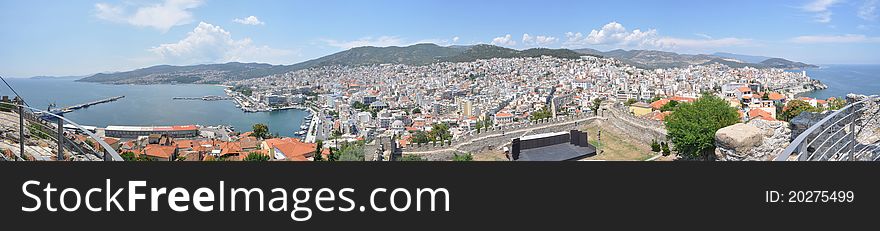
[775, 95, 880, 161]
[0, 100, 122, 161]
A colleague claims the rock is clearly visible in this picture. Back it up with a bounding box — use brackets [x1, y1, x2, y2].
[714, 120, 792, 161]
[716, 123, 763, 149]
[790, 111, 829, 139]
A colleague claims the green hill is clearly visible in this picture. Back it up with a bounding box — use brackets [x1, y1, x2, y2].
[78, 44, 594, 84]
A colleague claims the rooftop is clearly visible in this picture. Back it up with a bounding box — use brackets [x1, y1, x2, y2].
[517, 143, 597, 161]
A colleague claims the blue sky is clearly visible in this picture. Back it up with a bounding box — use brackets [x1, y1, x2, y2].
[1, 0, 879, 77]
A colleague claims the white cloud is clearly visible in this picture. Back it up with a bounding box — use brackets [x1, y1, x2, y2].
[94, 3, 124, 20]
[522, 34, 532, 43]
[802, 0, 841, 23]
[535, 35, 558, 46]
[803, 0, 840, 12]
[233, 16, 265, 25]
[564, 22, 659, 47]
[859, 0, 878, 21]
[815, 11, 833, 23]
[150, 22, 292, 64]
[694, 33, 713, 39]
[654, 37, 753, 49]
[94, 0, 204, 31]
[563, 21, 752, 52]
[522, 33, 558, 47]
[791, 34, 880, 43]
[491, 34, 516, 46]
[452, 36, 460, 43]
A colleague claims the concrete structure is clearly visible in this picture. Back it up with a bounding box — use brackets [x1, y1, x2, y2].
[510, 130, 596, 161]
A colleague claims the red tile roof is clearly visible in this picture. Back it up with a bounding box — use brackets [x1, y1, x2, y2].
[652, 111, 672, 121]
[650, 99, 671, 110]
[144, 144, 176, 159]
[496, 112, 514, 117]
[767, 92, 785, 101]
[748, 109, 776, 121]
[266, 138, 317, 161]
[670, 96, 696, 103]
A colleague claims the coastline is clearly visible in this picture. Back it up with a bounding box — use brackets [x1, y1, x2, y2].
[9, 79, 310, 137]
[790, 64, 880, 100]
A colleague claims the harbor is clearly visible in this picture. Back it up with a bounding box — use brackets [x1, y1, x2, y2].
[7, 79, 310, 138]
[172, 95, 233, 101]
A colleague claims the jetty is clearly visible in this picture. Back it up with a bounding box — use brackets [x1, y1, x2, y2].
[63, 96, 124, 111]
[38, 96, 125, 118]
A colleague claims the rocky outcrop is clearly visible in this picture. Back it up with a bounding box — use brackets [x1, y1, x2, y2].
[715, 120, 791, 161]
[790, 111, 830, 139]
[849, 94, 880, 145]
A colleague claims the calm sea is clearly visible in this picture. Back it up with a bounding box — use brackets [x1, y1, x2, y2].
[797, 64, 880, 99]
[1, 79, 308, 137]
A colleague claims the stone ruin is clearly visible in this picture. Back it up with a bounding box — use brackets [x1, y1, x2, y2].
[715, 119, 791, 161]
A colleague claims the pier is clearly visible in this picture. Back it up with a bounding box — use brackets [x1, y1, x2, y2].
[37, 96, 125, 118]
[62, 96, 124, 111]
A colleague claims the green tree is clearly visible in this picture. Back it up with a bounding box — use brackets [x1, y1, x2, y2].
[120, 151, 154, 161]
[590, 98, 603, 115]
[661, 142, 671, 156]
[664, 94, 740, 160]
[250, 123, 270, 139]
[624, 98, 638, 106]
[530, 107, 552, 121]
[429, 123, 451, 141]
[411, 107, 422, 114]
[659, 100, 679, 112]
[336, 142, 366, 161]
[453, 153, 474, 161]
[327, 147, 339, 161]
[650, 96, 663, 103]
[779, 100, 819, 122]
[411, 131, 430, 144]
[330, 129, 343, 139]
[314, 140, 324, 161]
[352, 101, 370, 111]
[827, 97, 846, 110]
[243, 152, 270, 161]
[761, 92, 770, 101]
[650, 140, 661, 152]
[121, 151, 137, 161]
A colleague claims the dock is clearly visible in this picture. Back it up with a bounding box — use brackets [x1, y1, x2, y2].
[37, 96, 124, 118]
[63, 96, 124, 111]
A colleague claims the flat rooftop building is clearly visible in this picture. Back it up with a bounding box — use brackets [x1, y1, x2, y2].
[105, 125, 199, 139]
[510, 130, 596, 161]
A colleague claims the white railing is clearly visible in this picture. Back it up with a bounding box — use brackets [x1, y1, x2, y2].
[775, 96, 880, 161]
[0, 100, 122, 161]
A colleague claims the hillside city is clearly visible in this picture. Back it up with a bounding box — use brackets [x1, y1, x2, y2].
[4, 51, 855, 162]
